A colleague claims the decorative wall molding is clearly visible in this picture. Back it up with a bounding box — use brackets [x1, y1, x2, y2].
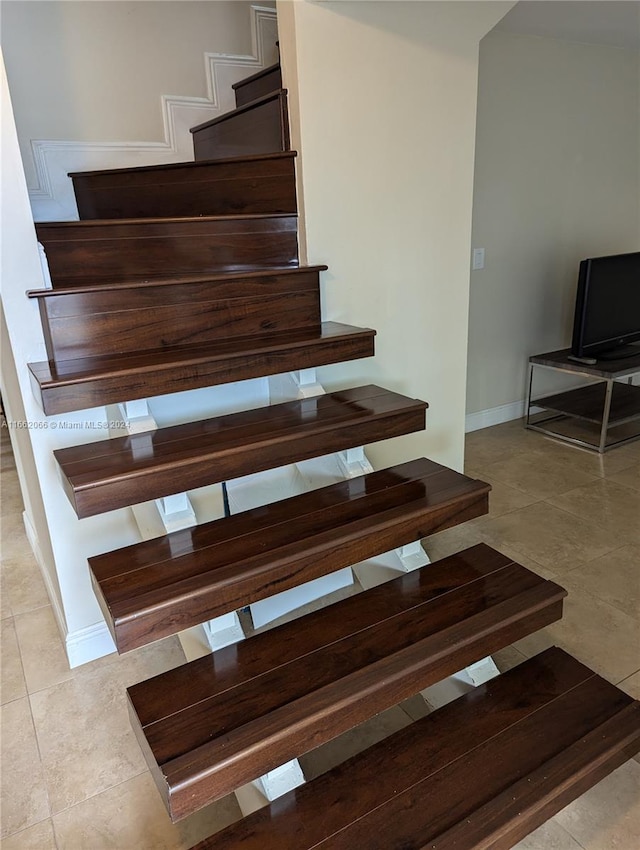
[465, 399, 526, 433]
[28, 5, 278, 221]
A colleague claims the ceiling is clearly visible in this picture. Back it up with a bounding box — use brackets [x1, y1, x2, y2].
[495, 1, 640, 50]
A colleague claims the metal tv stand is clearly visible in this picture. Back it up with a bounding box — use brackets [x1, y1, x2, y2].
[525, 348, 640, 453]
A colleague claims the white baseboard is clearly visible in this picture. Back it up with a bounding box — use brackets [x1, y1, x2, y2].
[465, 400, 525, 433]
[22, 510, 67, 633]
[65, 621, 116, 669]
[22, 509, 116, 668]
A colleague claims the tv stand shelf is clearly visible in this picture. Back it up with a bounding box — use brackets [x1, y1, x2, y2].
[526, 348, 640, 453]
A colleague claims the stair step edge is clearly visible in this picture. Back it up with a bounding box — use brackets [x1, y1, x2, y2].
[231, 62, 280, 90]
[190, 90, 287, 134]
[27, 265, 328, 298]
[35, 211, 296, 229]
[68, 150, 296, 179]
[29, 324, 376, 386]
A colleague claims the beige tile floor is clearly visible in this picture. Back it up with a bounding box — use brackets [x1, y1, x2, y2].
[1, 419, 639, 848]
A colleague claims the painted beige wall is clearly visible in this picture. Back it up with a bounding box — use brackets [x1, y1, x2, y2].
[1, 0, 273, 189]
[467, 30, 640, 417]
[278, 0, 512, 472]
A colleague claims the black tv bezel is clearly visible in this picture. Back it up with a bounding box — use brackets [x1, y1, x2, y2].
[570, 251, 640, 359]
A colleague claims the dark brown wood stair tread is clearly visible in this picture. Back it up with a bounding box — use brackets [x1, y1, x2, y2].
[126, 544, 567, 821]
[36, 214, 298, 286]
[37, 211, 293, 227]
[69, 152, 296, 219]
[231, 62, 281, 91]
[89, 457, 490, 652]
[29, 265, 326, 363]
[190, 90, 288, 132]
[192, 646, 640, 849]
[27, 264, 327, 297]
[231, 62, 282, 100]
[54, 385, 428, 518]
[68, 150, 295, 178]
[28, 322, 375, 415]
[191, 90, 289, 161]
[232, 64, 282, 107]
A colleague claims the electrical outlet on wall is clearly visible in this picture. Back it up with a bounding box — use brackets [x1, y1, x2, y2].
[472, 248, 485, 270]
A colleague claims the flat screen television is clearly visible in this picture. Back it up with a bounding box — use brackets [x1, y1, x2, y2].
[570, 251, 640, 362]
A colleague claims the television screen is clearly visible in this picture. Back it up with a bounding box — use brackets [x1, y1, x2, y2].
[572, 252, 640, 359]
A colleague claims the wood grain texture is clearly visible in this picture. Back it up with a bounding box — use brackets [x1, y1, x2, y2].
[232, 63, 282, 107]
[191, 91, 289, 161]
[54, 386, 428, 518]
[530, 347, 640, 380]
[28, 323, 375, 416]
[535, 381, 640, 427]
[30, 266, 325, 361]
[35, 214, 298, 286]
[126, 545, 567, 821]
[191, 647, 640, 849]
[89, 458, 490, 652]
[70, 152, 296, 219]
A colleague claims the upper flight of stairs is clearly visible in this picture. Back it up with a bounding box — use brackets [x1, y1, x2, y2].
[27, 57, 640, 848]
[190, 61, 286, 160]
[30, 147, 373, 415]
[89, 458, 491, 652]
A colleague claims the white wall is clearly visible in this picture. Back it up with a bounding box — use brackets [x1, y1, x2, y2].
[467, 30, 640, 420]
[1, 56, 78, 639]
[1, 1, 277, 219]
[277, 0, 513, 473]
[1, 306, 64, 626]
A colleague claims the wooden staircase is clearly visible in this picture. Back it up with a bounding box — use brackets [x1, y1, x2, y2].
[28, 58, 640, 847]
